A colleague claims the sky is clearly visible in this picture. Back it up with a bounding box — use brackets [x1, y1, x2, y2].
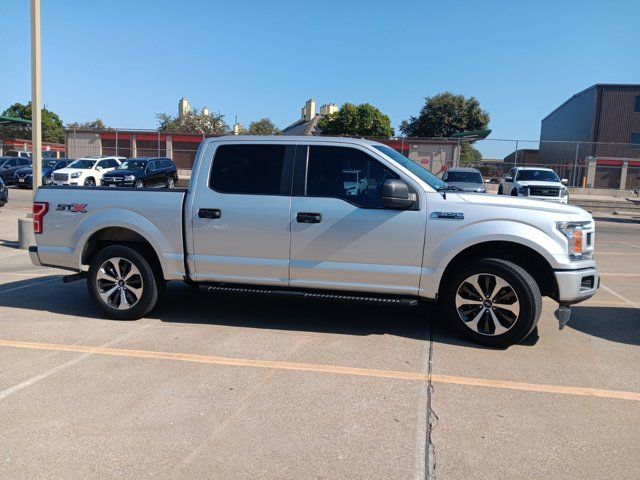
[1, 0, 639, 158]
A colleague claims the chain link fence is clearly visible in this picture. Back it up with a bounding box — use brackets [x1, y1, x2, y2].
[61, 129, 640, 191]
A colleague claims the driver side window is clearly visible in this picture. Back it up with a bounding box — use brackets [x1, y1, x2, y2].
[306, 146, 398, 208]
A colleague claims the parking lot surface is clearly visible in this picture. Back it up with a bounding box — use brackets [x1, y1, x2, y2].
[1, 187, 639, 479]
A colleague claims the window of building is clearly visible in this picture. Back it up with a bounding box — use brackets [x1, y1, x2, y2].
[631, 133, 640, 149]
[210, 144, 288, 195]
[306, 146, 398, 208]
[635, 95, 640, 113]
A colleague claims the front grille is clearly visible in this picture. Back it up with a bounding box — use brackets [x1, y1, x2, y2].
[53, 173, 68, 182]
[103, 176, 123, 182]
[16, 172, 30, 179]
[529, 186, 560, 197]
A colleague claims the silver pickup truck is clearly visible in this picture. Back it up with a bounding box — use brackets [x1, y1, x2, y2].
[30, 136, 599, 347]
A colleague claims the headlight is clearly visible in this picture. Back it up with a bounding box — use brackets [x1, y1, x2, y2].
[557, 221, 590, 259]
[477, 187, 486, 193]
[561, 188, 569, 198]
[70, 172, 81, 178]
[124, 175, 136, 182]
[517, 186, 528, 196]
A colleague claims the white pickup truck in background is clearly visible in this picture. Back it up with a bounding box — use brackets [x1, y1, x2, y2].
[30, 136, 599, 347]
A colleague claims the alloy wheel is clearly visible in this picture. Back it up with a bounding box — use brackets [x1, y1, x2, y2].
[454, 273, 520, 336]
[96, 257, 144, 310]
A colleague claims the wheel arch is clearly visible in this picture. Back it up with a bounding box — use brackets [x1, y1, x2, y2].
[438, 241, 558, 301]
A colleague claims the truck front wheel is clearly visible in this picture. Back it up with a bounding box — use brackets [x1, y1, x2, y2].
[441, 258, 541, 348]
[88, 245, 159, 320]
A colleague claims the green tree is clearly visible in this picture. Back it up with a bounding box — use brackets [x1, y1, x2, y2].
[156, 108, 228, 135]
[459, 142, 483, 165]
[1, 102, 65, 143]
[245, 118, 281, 135]
[67, 118, 109, 130]
[318, 103, 394, 137]
[400, 92, 489, 138]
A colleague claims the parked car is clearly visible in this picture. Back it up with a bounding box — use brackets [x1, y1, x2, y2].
[52, 156, 123, 187]
[499, 167, 569, 204]
[30, 136, 598, 348]
[342, 168, 368, 195]
[101, 157, 178, 188]
[0, 177, 7, 206]
[0, 156, 32, 185]
[14, 158, 73, 188]
[442, 167, 486, 193]
[5, 150, 32, 159]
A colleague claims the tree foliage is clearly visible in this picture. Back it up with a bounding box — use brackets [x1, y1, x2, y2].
[156, 108, 228, 135]
[66, 118, 109, 130]
[245, 118, 281, 135]
[459, 142, 483, 165]
[400, 92, 489, 138]
[1, 102, 65, 143]
[318, 103, 394, 137]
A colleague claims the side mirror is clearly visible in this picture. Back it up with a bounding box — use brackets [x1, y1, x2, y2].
[381, 179, 414, 209]
[96, 166, 103, 171]
[561, 178, 568, 185]
[505, 176, 513, 182]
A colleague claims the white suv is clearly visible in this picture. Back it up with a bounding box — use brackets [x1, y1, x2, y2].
[498, 167, 569, 204]
[52, 156, 124, 187]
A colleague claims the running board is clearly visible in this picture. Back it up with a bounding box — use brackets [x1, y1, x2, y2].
[204, 284, 419, 306]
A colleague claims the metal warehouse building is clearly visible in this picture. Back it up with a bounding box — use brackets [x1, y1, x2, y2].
[539, 84, 640, 189]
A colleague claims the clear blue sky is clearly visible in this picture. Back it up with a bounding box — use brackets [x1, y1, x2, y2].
[1, 0, 638, 157]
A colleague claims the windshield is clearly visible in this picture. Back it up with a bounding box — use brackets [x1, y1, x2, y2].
[446, 171, 483, 183]
[373, 145, 446, 190]
[343, 171, 358, 182]
[516, 169, 560, 182]
[117, 160, 147, 171]
[43, 160, 61, 169]
[68, 159, 97, 169]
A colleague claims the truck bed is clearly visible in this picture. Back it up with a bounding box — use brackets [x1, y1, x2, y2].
[32, 186, 188, 280]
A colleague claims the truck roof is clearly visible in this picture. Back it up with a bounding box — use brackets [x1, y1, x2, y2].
[205, 135, 383, 146]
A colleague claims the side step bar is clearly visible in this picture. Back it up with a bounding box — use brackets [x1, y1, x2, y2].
[205, 284, 419, 306]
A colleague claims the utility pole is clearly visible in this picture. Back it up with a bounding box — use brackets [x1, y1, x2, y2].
[31, 0, 42, 195]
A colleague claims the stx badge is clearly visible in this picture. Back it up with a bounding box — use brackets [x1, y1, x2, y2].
[57, 203, 88, 213]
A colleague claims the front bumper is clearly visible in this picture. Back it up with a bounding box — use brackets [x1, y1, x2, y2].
[554, 267, 599, 305]
[528, 195, 568, 204]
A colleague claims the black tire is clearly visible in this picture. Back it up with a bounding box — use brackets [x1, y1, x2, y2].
[440, 258, 541, 348]
[166, 176, 175, 189]
[497, 185, 503, 195]
[510, 189, 518, 196]
[84, 177, 96, 187]
[87, 245, 160, 320]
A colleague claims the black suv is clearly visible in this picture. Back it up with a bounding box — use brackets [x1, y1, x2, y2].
[101, 157, 178, 188]
[0, 157, 31, 185]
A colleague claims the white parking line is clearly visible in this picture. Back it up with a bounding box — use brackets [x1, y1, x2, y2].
[600, 284, 640, 308]
[0, 277, 59, 294]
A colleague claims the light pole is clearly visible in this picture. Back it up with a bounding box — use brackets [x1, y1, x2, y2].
[31, 0, 42, 195]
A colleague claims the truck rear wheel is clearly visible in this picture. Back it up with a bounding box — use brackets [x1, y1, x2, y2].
[441, 258, 541, 348]
[88, 245, 159, 320]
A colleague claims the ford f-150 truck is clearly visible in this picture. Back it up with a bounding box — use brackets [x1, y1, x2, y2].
[29, 136, 599, 347]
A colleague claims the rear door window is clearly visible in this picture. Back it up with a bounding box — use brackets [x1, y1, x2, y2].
[210, 144, 291, 195]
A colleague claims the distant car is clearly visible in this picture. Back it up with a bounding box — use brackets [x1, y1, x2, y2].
[5, 150, 32, 159]
[14, 158, 73, 188]
[0, 156, 32, 185]
[342, 169, 368, 196]
[442, 167, 486, 193]
[0, 177, 7, 206]
[499, 167, 569, 204]
[101, 157, 178, 188]
[52, 156, 124, 187]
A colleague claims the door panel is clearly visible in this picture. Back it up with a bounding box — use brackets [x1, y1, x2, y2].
[190, 144, 294, 285]
[290, 197, 426, 294]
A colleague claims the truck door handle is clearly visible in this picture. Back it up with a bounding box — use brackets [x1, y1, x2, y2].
[198, 208, 221, 219]
[296, 212, 322, 224]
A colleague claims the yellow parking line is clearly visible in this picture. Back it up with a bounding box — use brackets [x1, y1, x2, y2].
[1, 339, 639, 402]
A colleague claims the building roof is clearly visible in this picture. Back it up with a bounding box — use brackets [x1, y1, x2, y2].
[542, 83, 640, 122]
[281, 116, 323, 135]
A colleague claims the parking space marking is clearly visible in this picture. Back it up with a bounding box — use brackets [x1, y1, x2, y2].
[1, 338, 639, 402]
[600, 284, 640, 308]
[595, 252, 640, 255]
[0, 326, 150, 401]
[0, 277, 59, 294]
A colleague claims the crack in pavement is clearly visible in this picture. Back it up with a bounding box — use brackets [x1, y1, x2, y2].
[425, 321, 438, 480]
